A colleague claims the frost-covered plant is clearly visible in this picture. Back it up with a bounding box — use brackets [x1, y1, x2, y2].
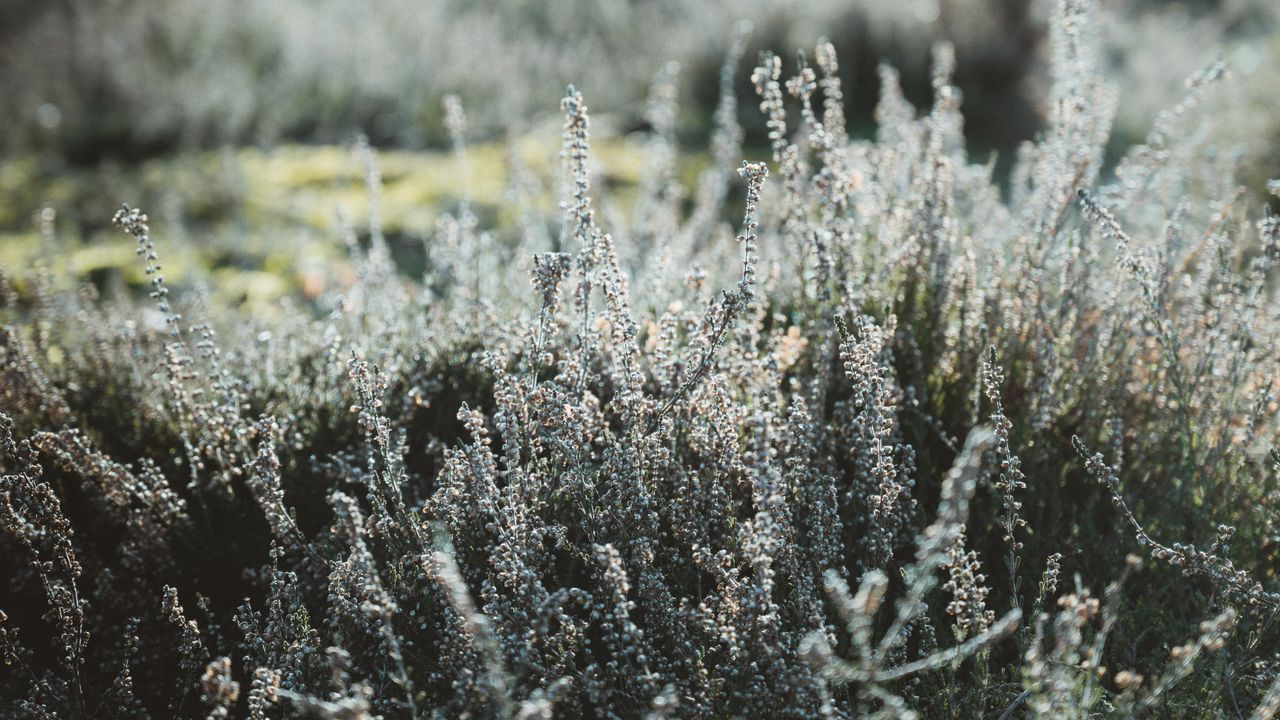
[3, 0, 1280, 717]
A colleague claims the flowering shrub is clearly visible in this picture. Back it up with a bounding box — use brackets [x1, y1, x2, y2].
[2, 1, 1280, 717]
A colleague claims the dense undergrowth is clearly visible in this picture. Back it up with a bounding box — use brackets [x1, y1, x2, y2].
[3, 1, 1280, 717]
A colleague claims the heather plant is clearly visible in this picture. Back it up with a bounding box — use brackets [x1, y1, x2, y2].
[3, 0, 1280, 717]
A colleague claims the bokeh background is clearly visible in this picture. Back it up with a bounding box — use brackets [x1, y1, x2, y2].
[1, 0, 1276, 309]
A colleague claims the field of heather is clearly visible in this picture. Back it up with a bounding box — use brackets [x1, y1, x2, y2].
[2, 1, 1279, 718]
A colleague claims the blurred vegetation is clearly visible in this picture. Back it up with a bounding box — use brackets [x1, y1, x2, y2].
[0, 133, 713, 313]
[0, 0, 1276, 305]
[0, 1, 1273, 159]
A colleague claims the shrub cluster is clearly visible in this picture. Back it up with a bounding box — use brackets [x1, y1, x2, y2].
[2, 1, 1280, 717]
